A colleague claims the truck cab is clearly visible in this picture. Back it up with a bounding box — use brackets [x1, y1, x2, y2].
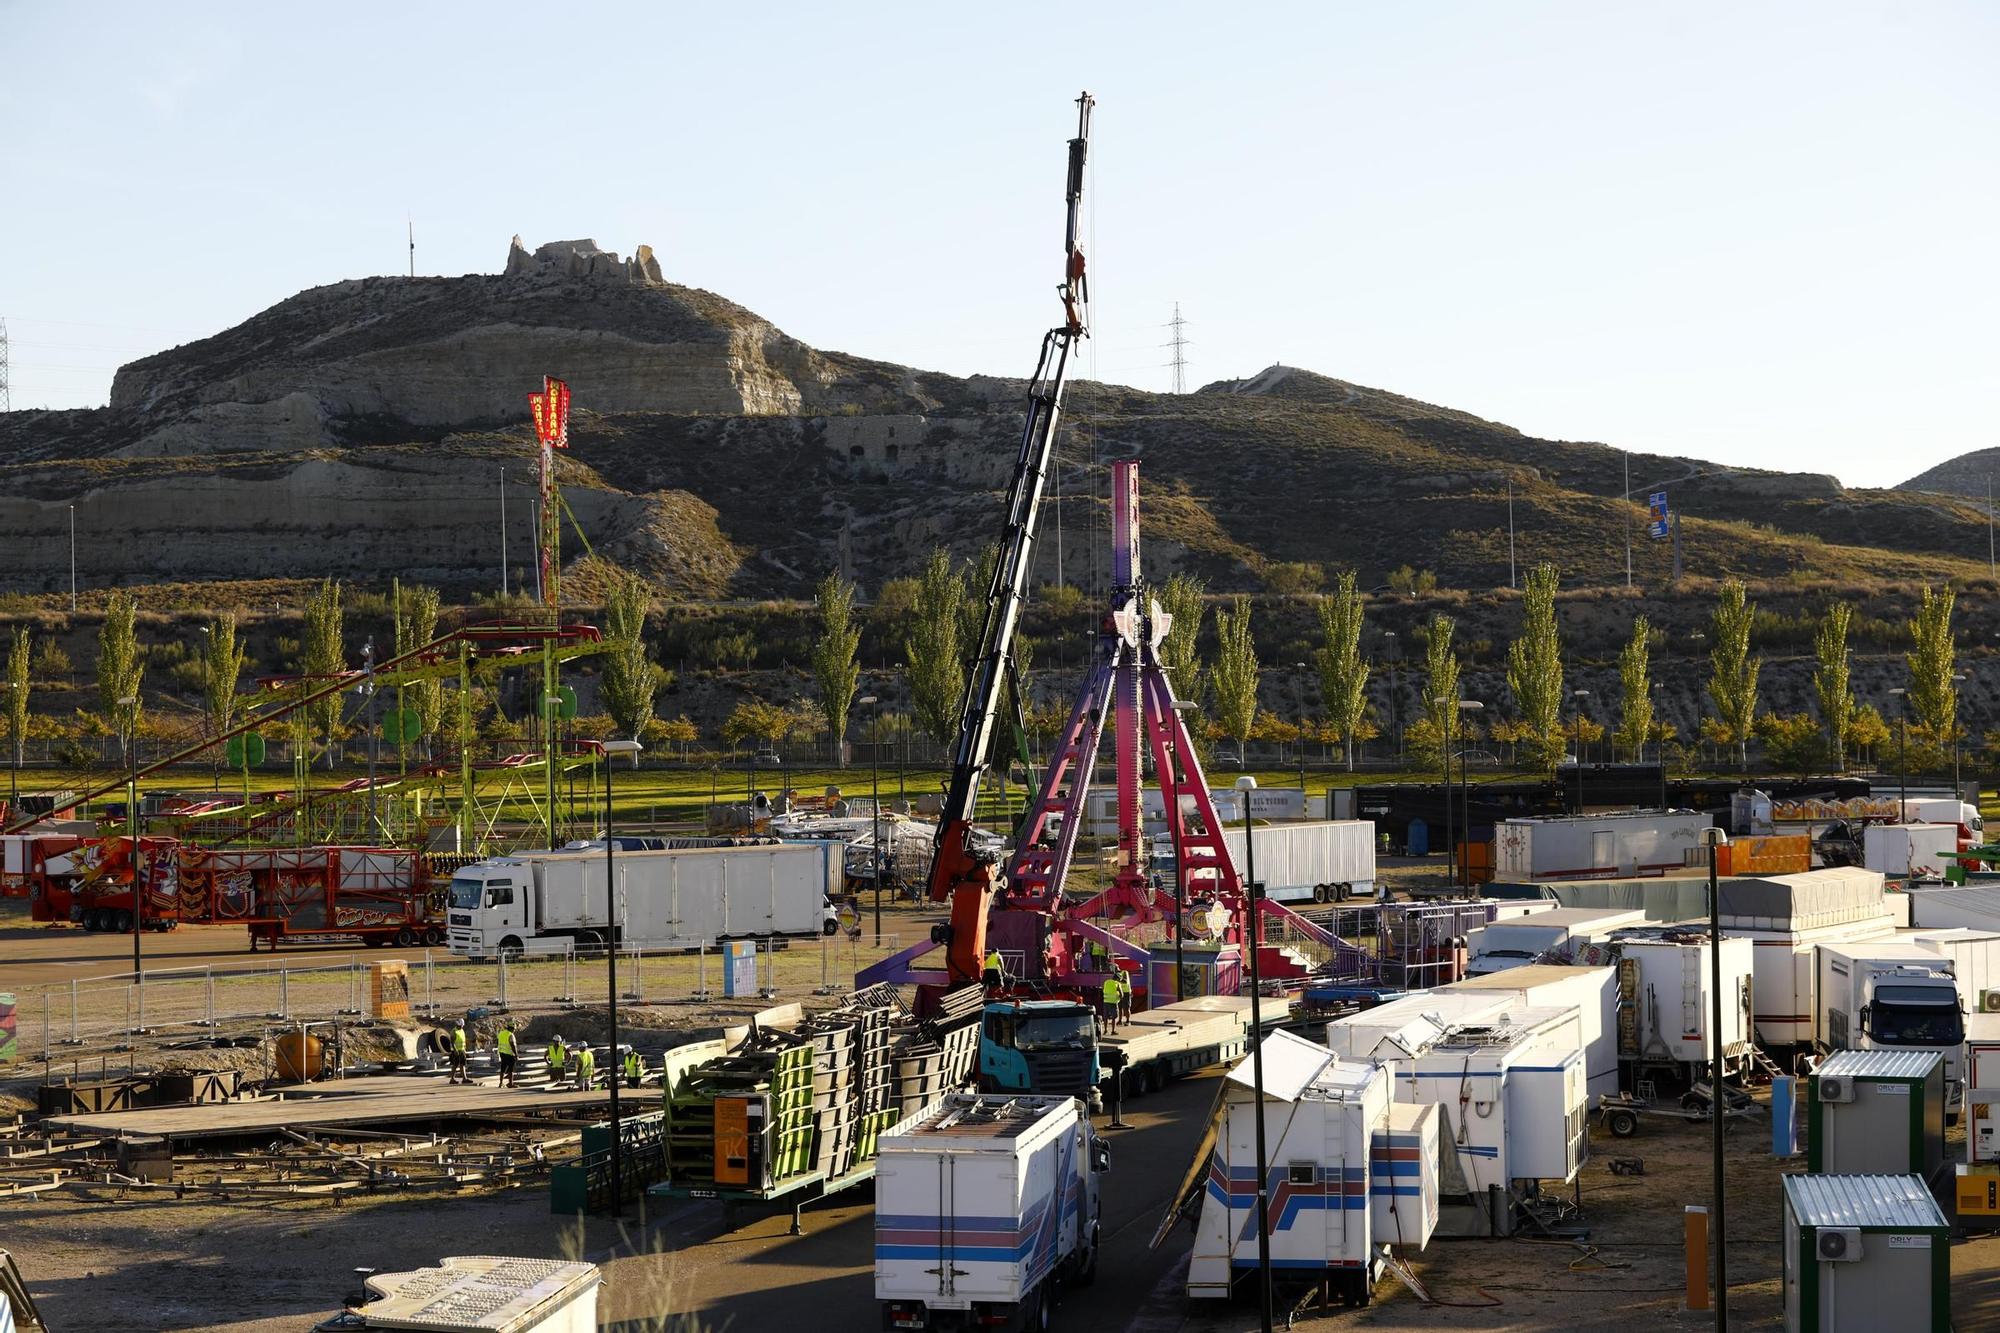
[978, 1000, 1101, 1101]
[446, 860, 540, 958]
[1817, 943, 1967, 1104]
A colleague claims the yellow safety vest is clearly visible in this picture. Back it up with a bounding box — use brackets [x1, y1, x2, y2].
[624, 1050, 640, 1076]
[451, 1028, 467, 1053]
[549, 1041, 567, 1069]
[1101, 976, 1120, 1003]
[984, 951, 1003, 973]
[496, 1029, 516, 1056]
[576, 1049, 595, 1079]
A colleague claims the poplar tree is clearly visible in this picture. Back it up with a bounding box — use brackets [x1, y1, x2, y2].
[1314, 571, 1371, 771]
[906, 548, 966, 750]
[1418, 612, 1461, 772]
[7, 627, 29, 779]
[1210, 596, 1260, 764]
[201, 614, 248, 783]
[301, 578, 345, 766]
[1706, 579, 1761, 771]
[1814, 603, 1855, 771]
[1615, 617, 1653, 762]
[1157, 573, 1208, 703]
[811, 572, 862, 766]
[600, 575, 664, 757]
[1506, 563, 1565, 770]
[1906, 584, 1958, 744]
[96, 590, 145, 764]
[394, 581, 445, 756]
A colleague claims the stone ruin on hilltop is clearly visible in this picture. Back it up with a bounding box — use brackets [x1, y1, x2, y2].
[503, 235, 664, 285]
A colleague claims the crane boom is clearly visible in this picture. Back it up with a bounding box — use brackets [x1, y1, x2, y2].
[927, 91, 1094, 988]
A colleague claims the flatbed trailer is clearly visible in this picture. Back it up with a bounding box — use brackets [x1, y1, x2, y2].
[1100, 995, 1293, 1097]
[652, 1159, 879, 1235]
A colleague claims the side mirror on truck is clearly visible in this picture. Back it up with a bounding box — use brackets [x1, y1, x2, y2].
[1092, 1140, 1111, 1174]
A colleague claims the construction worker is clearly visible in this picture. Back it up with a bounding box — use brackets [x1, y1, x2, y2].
[495, 1021, 518, 1088]
[623, 1046, 642, 1088]
[448, 1020, 469, 1084]
[573, 1042, 596, 1090]
[983, 948, 1005, 990]
[1116, 969, 1133, 1025]
[547, 1034, 568, 1083]
[1100, 971, 1122, 1033]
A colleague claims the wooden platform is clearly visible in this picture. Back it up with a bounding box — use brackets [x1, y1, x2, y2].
[43, 1079, 615, 1140]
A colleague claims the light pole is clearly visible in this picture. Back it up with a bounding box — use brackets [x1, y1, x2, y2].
[1458, 700, 1484, 886]
[857, 695, 881, 943]
[1572, 689, 1591, 815]
[1953, 672, 1968, 794]
[119, 693, 139, 982]
[601, 737, 643, 1218]
[1702, 823, 1731, 1329]
[1890, 687, 1908, 813]
[68, 504, 77, 613]
[360, 640, 379, 840]
[1292, 662, 1308, 798]
[3, 682, 17, 816]
[1383, 631, 1401, 766]
[1443, 702, 1457, 887]
[1232, 773, 1272, 1333]
[1172, 698, 1200, 1001]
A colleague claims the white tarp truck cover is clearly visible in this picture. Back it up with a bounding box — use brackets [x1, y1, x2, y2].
[1492, 811, 1711, 880]
[1719, 867, 1894, 1050]
[1217, 820, 1377, 903]
[875, 1094, 1101, 1329]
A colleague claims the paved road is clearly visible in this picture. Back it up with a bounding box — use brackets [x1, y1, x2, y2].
[0, 909, 411, 987]
[597, 1070, 1224, 1333]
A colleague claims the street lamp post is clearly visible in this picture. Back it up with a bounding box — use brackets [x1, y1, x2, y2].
[3, 682, 17, 816]
[1890, 687, 1908, 812]
[857, 695, 881, 943]
[1953, 673, 1968, 794]
[1232, 774, 1273, 1333]
[601, 737, 644, 1218]
[1444, 703, 1456, 887]
[1572, 689, 1591, 815]
[1292, 662, 1308, 797]
[119, 693, 139, 983]
[1384, 631, 1401, 766]
[1457, 700, 1484, 887]
[1702, 823, 1731, 1328]
[360, 640, 379, 840]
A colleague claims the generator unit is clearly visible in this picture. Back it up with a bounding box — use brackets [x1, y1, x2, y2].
[1807, 1049, 1946, 1181]
[1780, 1174, 1949, 1332]
[1968, 1039, 2000, 1166]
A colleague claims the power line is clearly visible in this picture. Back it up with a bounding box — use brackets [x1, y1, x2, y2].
[1167, 302, 1189, 394]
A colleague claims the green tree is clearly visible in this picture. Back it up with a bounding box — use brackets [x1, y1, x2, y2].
[1706, 579, 1761, 771]
[200, 614, 248, 783]
[1756, 712, 1827, 774]
[6, 627, 29, 781]
[1906, 584, 1958, 744]
[1813, 602, 1855, 770]
[96, 590, 145, 763]
[1505, 563, 1565, 770]
[1419, 612, 1461, 778]
[300, 578, 345, 766]
[1264, 561, 1324, 596]
[601, 575, 665, 756]
[722, 699, 796, 750]
[811, 572, 863, 765]
[1314, 571, 1371, 771]
[905, 548, 967, 750]
[1614, 616, 1653, 762]
[1156, 573, 1208, 704]
[393, 580, 446, 757]
[957, 544, 999, 658]
[1210, 596, 1260, 764]
[1849, 704, 1890, 766]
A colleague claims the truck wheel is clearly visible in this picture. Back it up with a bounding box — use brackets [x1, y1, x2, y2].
[1034, 1283, 1053, 1331]
[1607, 1109, 1640, 1138]
[114, 910, 133, 933]
[1335, 883, 1351, 901]
[396, 926, 416, 947]
[423, 927, 444, 946]
[499, 936, 525, 962]
[822, 918, 839, 937]
[1075, 1224, 1100, 1286]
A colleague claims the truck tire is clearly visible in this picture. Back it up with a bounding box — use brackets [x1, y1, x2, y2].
[423, 927, 444, 946]
[395, 926, 416, 947]
[1075, 1223, 1100, 1286]
[1606, 1108, 1640, 1138]
[499, 936, 525, 962]
[822, 918, 839, 937]
[114, 910, 133, 933]
[1034, 1282, 1053, 1331]
[1335, 882, 1351, 901]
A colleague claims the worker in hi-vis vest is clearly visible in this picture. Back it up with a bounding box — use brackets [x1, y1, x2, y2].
[1100, 973, 1122, 1033]
[574, 1043, 596, 1090]
[623, 1047, 641, 1088]
[548, 1035, 568, 1079]
[448, 1021, 469, 1084]
[983, 948, 1004, 989]
[495, 1023, 518, 1088]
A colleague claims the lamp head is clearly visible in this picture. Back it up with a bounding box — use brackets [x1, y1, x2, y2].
[1234, 775, 1258, 792]
[1700, 826, 1729, 847]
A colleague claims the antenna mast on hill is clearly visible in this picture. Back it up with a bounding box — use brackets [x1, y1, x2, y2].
[1167, 303, 1189, 393]
[0, 317, 10, 412]
[407, 219, 415, 278]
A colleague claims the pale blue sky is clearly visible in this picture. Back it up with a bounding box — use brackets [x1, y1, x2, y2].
[3, 2, 1994, 488]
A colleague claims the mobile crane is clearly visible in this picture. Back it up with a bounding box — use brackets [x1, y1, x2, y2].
[924, 91, 1094, 995]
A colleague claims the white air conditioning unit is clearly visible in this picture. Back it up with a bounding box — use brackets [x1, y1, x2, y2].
[1817, 1227, 1863, 1262]
[1818, 1076, 1853, 1103]
[1979, 989, 2000, 1014]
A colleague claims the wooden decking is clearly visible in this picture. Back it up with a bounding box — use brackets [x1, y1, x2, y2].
[43, 1078, 617, 1140]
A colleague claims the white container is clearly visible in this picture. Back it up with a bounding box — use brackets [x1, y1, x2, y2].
[1492, 811, 1711, 881]
[1813, 941, 1963, 1091]
[1186, 1031, 1437, 1305]
[1607, 928, 1756, 1073]
[1968, 1039, 2000, 1164]
[1808, 1049, 1946, 1180]
[1463, 907, 1647, 976]
[349, 1256, 599, 1332]
[875, 1095, 1100, 1325]
[1324, 991, 1515, 1066]
[1902, 797, 1981, 840]
[1720, 869, 1895, 1050]
[1780, 1174, 1950, 1332]
[1217, 820, 1377, 903]
[446, 842, 839, 958]
[1439, 964, 1620, 1106]
[1863, 824, 1958, 881]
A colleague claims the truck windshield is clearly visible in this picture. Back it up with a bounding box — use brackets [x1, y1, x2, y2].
[448, 876, 484, 910]
[1013, 1015, 1094, 1051]
[1867, 986, 1965, 1046]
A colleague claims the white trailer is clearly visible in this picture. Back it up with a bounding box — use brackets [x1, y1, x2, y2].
[1903, 797, 1982, 841]
[1720, 868, 1896, 1052]
[1604, 926, 1755, 1082]
[1863, 824, 1958, 881]
[1463, 907, 1647, 976]
[1440, 964, 1620, 1106]
[1969, 1039, 2000, 1164]
[1814, 941, 1965, 1098]
[1216, 819, 1377, 903]
[1183, 1030, 1438, 1306]
[874, 1094, 1103, 1332]
[1492, 811, 1712, 881]
[445, 842, 840, 959]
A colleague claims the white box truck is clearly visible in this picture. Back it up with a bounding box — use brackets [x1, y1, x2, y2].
[1492, 811, 1711, 881]
[875, 1093, 1105, 1332]
[1604, 926, 1756, 1083]
[1863, 824, 1959, 881]
[1463, 907, 1647, 976]
[1720, 868, 1896, 1053]
[445, 842, 839, 959]
[1439, 964, 1621, 1107]
[1216, 819, 1376, 903]
[1814, 941, 1965, 1101]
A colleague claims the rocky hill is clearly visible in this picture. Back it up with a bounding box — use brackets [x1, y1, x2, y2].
[1, 237, 1991, 601]
[1899, 448, 2000, 505]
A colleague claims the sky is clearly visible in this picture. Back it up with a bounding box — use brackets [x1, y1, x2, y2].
[3, 2, 1996, 489]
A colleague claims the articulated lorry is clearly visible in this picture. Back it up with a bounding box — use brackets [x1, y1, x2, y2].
[446, 841, 840, 959]
[875, 1093, 1105, 1333]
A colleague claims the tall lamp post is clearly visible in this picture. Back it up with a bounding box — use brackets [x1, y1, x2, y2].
[119, 694, 140, 983]
[1457, 700, 1484, 887]
[856, 695, 881, 943]
[1383, 631, 1401, 765]
[1889, 687, 1908, 813]
[1232, 774, 1273, 1333]
[1292, 662, 1309, 797]
[1953, 673, 1968, 795]
[4, 682, 18, 816]
[1702, 823, 1731, 1328]
[601, 738, 643, 1218]
[1571, 689, 1591, 815]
